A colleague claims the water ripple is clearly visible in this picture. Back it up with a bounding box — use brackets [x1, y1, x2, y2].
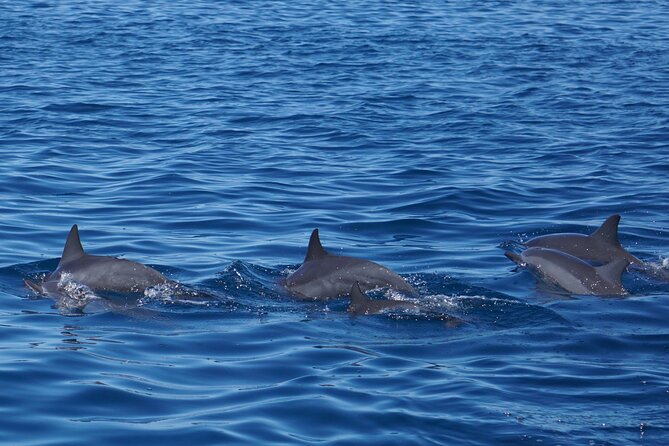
[1, 1, 669, 445]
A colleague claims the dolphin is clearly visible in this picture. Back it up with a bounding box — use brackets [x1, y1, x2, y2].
[524, 214, 641, 265]
[505, 247, 629, 296]
[348, 282, 464, 327]
[283, 229, 417, 300]
[25, 224, 168, 296]
[348, 281, 419, 315]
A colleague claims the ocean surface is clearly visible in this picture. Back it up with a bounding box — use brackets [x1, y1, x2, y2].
[2, 1, 669, 444]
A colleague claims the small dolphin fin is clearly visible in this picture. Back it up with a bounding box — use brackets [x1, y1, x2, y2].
[348, 281, 371, 314]
[591, 214, 621, 247]
[595, 258, 629, 284]
[60, 224, 85, 265]
[350, 281, 370, 305]
[504, 251, 523, 265]
[305, 228, 328, 262]
[24, 279, 44, 295]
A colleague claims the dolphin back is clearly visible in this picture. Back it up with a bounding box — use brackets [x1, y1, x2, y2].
[60, 256, 167, 292]
[286, 229, 417, 300]
[524, 214, 641, 265]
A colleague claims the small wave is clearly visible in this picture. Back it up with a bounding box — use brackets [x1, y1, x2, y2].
[629, 260, 669, 283]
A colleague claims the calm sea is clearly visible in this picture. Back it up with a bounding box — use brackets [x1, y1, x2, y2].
[1, 1, 668, 444]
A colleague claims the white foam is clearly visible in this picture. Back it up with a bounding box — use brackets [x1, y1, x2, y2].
[56, 272, 98, 310]
[143, 281, 181, 299]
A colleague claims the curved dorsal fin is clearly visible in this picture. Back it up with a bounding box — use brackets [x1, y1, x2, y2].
[60, 224, 85, 265]
[349, 281, 371, 314]
[304, 228, 328, 262]
[350, 281, 368, 304]
[591, 214, 621, 247]
[595, 258, 629, 285]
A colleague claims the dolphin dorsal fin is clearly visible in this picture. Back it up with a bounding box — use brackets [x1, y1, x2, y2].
[60, 224, 85, 264]
[304, 228, 328, 262]
[595, 258, 629, 284]
[591, 214, 621, 247]
[349, 281, 371, 310]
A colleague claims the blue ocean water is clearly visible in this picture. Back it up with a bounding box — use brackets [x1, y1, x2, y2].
[2, 0, 669, 444]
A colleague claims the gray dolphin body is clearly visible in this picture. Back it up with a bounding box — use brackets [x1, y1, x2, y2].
[524, 214, 641, 265]
[348, 281, 419, 315]
[505, 247, 629, 296]
[25, 225, 168, 296]
[283, 229, 417, 300]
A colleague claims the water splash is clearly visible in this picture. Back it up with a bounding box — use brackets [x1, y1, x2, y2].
[55, 272, 100, 313]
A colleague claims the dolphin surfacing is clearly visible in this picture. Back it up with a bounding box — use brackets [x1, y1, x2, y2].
[283, 229, 417, 300]
[348, 281, 419, 315]
[505, 247, 629, 296]
[25, 224, 168, 296]
[524, 214, 641, 265]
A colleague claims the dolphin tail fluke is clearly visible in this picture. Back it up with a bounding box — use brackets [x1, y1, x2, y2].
[24, 279, 44, 295]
